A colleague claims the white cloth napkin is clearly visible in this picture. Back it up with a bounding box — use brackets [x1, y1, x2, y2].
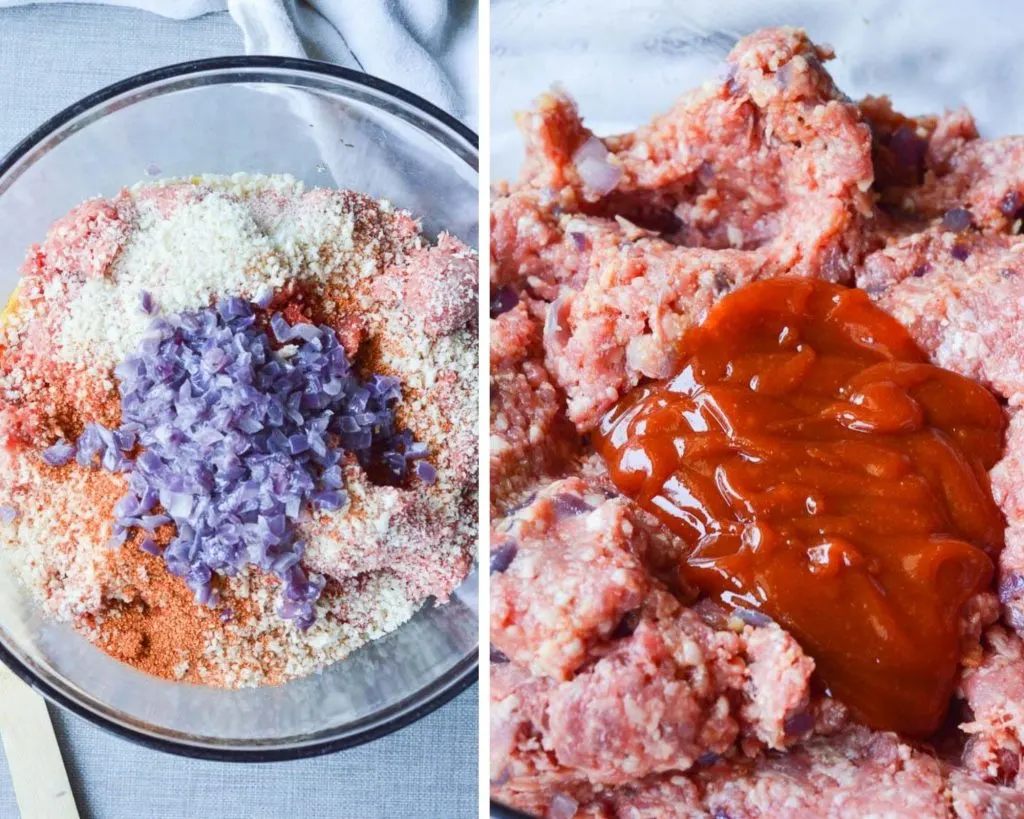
[0, 0, 477, 122]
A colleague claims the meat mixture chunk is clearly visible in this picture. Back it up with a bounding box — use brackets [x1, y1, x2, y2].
[493, 587, 817, 813]
[490, 300, 580, 511]
[857, 230, 1024, 406]
[494, 28, 877, 432]
[992, 413, 1024, 633]
[490, 477, 651, 680]
[959, 627, 1024, 790]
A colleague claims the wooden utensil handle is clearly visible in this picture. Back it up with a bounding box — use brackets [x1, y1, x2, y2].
[0, 665, 80, 819]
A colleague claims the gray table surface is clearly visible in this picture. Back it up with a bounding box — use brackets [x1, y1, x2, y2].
[0, 5, 478, 818]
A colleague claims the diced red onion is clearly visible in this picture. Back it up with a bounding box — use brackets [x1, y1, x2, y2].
[553, 493, 592, 518]
[784, 710, 815, 737]
[415, 461, 437, 485]
[951, 243, 971, 261]
[1001, 191, 1023, 218]
[734, 606, 773, 627]
[544, 295, 572, 350]
[573, 136, 622, 195]
[489, 286, 519, 319]
[490, 539, 517, 574]
[139, 537, 162, 556]
[888, 125, 927, 177]
[41, 440, 76, 467]
[549, 793, 580, 819]
[942, 207, 973, 233]
[0, 505, 17, 525]
[74, 301, 429, 628]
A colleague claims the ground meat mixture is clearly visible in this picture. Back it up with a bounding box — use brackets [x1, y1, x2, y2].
[491, 299, 581, 513]
[493, 27, 876, 433]
[857, 230, 1024, 406]
[991, 414, 1024, 632]
[959, 627, 1024, 790]
[492, 25, 1024, 819]
[0, 173, 477, 687]
[858, 95, 980, 203]
[491, 478, 651, 680]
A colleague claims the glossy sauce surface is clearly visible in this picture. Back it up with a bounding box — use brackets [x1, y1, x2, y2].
[595, 279, 1006, 736]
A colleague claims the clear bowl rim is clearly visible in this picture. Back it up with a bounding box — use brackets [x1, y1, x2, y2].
[0, 54, 479, 762]
[491, 801, 534, 818]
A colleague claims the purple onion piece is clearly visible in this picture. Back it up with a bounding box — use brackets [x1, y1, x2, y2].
[139, 538, 162, 557]
[0, 505, 17, 525]
[951, 243, 971, 261]
[999, 572, 1024, 604]
[549, 793, 580, 819]
[490, 647, 510, 664]
[573, 136, 621, 195]
[415, 461, 437, 485]
[942, 207, 973, 233]
[1008, 605, 1024, 632]
[552, 492, 593, 518]
[490, 540, 518, 574]
[784, 710, 816, 737]
[888, 125, 927, 177]
[139, 290, 156, 315]
[489, 286, 519, 319]
[40, 440, 76, 467]
[544, 296, 572, 350]
[270, 313, 295, 342]
[733, 606, 773, 627]
[113, 495, 138, 518]
[73, 298, 427, 628]
[1001, 190, 1023, 217]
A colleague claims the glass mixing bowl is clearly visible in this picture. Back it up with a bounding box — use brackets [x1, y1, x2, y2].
[0, 57, 478, 761]
[490, 0, 1019, 814]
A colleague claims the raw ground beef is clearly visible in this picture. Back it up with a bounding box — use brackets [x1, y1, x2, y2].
[492, 23, 1024, 819]
[858, 95, 979, 203]
[491, 477, 651, 680]
[856, 229, 1024, 407]
[991, 413, 1024, 632]
[492, 482, 817, 800]
[959, 627, 1024, 790]
[492, 27, 875, 432]
[491, 299, 581, 512]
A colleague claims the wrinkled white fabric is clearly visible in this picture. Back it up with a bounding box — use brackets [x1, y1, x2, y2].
[0, 0, 476, 120]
